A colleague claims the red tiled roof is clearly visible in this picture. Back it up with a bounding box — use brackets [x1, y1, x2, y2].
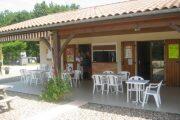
[0, 0, 180, 33]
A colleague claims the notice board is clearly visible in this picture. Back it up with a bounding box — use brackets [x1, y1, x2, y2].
[168, 44, 179, 59]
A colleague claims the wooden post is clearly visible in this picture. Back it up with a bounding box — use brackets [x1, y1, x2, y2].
[51, 31, 61, 77]
[46, 32, 75, 78]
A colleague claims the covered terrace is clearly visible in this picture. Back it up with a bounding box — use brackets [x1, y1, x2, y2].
[0, 0, 180, 115]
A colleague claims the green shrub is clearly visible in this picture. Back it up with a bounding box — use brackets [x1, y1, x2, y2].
[41, 77, 71, 102]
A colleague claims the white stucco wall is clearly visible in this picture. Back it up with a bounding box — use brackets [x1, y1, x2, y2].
[39, 41, 52, 66]
[40, 31, 180, 71]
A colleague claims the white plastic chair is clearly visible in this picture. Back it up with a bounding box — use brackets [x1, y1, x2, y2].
[20, 69, 31, 84]
[40, 64, 49, 71]
[117, 75, 124, 93]
[62, 72, 72, 87]
[128, 76, 144, 100]
[117, 71, 130, 81]
[92, 75, 106, 94]
[107, 75, 123, 94]
[78, 66, 83, 80]
[73, 70, 81, 86]
[129, 76, 144, 81]
[103, 71, 114, 74]
[20, 69, 26, 83]
[142, 80, 163, 108]
[46, 67, 53, 81]
[29, 71, 41, 85]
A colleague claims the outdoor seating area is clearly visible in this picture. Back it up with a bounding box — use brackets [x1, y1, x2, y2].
[0, 67, 179, 116]
[62, 69, 82, 87]
[69, 80, 180, 114]
[0, 0, 180, 119]
[92, 71, 163, 108]
[19, 64, 52, 86]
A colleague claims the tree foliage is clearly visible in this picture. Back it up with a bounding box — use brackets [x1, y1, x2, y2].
[33, 2, 79, 17]
[0, 2, 79, 27]
[2, 41, 27, 64]
[0, 1, 79, 64]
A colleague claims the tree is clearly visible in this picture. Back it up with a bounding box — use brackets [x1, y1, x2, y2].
[33, 1, 49, 17]
[0, 2, 79, 64]
[2, 41, 27, 64]
[26, 41, 39, 57]
[33, 1, 79, 17]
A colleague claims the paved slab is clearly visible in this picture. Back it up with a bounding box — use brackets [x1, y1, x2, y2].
[25, 100, 88, 120]
[4, 81, 43, 95]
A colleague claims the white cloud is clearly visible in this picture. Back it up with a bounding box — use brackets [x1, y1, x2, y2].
[0, 0, 124, 12]
[0, 0, 35, 11]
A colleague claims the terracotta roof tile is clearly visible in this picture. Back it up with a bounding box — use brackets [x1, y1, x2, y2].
[0, 0, 180, 33]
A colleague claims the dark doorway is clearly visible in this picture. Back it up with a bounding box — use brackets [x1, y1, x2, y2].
[137, 42, 151, 80]
[137, 41, 164, 82]
[151, 41, 164, 82]
[78, 44, 92, 80]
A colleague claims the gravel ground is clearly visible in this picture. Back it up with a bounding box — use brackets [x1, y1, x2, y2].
[56, 103, 180, 120]
[0, 92, 60, 120]
[1, 93, 180, 120]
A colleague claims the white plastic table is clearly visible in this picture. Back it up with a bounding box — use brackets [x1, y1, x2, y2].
[29, 70, 47, 84]
[126, 80, 149, 104]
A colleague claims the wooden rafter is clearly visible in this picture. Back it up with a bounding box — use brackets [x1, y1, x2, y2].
[0, 31, 49, 42]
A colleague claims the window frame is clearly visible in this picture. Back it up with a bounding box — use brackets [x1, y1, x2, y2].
[92, 43, 117, 63]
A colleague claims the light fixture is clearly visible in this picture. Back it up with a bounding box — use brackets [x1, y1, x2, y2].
[134, 24, 141, 32]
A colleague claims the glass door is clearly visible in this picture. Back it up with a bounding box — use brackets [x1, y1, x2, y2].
[151, 41, 164, 82]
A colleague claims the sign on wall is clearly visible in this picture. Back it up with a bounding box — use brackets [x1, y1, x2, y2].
[125, 46, 132, 59]
[168, 44, 179, 59]
[66, 48, 74, 62]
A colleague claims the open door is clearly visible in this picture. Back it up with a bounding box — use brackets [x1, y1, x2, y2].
[137, 42, 151, 80]
[121, 41, 136, 76]
[78, 44, 92, 80]
[165, 40, 180, 87]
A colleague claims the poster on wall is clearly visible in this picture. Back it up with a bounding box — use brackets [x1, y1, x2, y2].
[66, 48, 74, 62]
[168, 44, 179, 59]
[125, 46, 132, 59]
[128, 58, 133, 65]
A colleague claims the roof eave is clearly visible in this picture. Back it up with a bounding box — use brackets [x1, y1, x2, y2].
[0, 8, 180, 36]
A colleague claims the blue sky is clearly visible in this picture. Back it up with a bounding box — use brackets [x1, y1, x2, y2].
[0, 0, 125, 12]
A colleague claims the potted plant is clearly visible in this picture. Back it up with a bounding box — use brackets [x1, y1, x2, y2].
[4, 67, 9, 74]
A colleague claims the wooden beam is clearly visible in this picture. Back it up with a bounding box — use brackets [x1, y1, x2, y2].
[60, 18, 180, 36]
[62, 26, 172, 39]
[59, 33, 75, 56]
[169, 23, 180, 33]
[53, 13, 180, 34]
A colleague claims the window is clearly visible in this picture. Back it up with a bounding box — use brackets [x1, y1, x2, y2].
[93, 45, 116, 62]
